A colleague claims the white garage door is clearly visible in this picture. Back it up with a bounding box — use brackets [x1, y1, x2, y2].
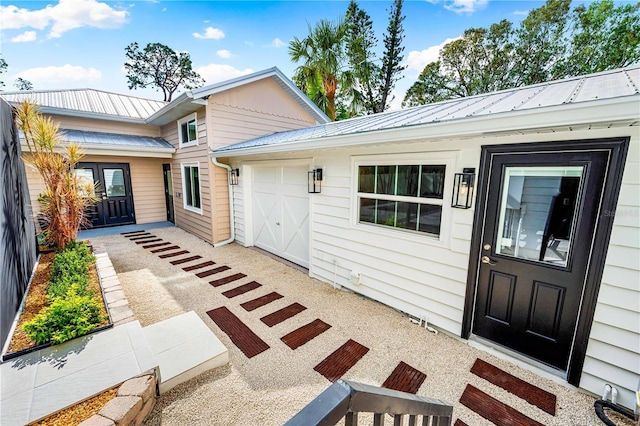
[252, 165, 309, 268]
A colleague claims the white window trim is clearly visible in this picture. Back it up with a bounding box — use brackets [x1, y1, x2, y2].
[351, 152, 456, 247]
[177, 113, 198, 148]
[181, 162, 203, 215]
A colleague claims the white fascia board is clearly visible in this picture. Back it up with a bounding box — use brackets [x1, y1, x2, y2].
[20, 142, 175, 159]
[213, 97, 639, 158]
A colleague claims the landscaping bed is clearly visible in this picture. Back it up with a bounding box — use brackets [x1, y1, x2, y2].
[4, 242, 110, 358]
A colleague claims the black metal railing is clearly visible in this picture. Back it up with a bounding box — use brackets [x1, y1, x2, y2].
[285, 380, 453, 426]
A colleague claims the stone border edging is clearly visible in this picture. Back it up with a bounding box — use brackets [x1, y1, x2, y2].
[94, 248, 135, 326]
[78, 372, 157, 426]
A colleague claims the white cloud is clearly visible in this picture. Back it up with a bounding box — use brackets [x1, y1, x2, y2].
[271, 38, 286, 48]
[406, 37, 460, 73]
[17, 64, 102, 83]
[11, 31, 37, 43]
[443, 0, 488, 14]
[216, 49, 234, 59]
[196, 63, 253, 84]
[513, 10, 528, 16]
[0, 0, 128, 38]
[193, 26, 225, 40]
[387, 90, 404, 111]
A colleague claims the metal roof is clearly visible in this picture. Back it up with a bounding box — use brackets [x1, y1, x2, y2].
[213, 66, 640, 155]
[60, 129, 174, 149]
[1, 89, 167, 122]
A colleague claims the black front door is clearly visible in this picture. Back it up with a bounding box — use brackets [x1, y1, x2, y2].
[472, 150, 609, 370]
[163, 164, 174, 223]
[76, 162, 135, 227]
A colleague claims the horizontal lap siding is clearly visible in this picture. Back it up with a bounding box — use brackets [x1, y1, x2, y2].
[582, 135, 639, 409]
[162, 109, 214, 243]
[49, 114, 161, 137]
[212, 78, 318, 246]
[83, 154, 166, 224]
[24, 155, 166, 226]
[309, 151, 472, 336]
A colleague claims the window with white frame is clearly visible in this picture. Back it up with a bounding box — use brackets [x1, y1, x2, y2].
[357, 164, 445, 236]
[178, 113, 198, 147]
[182, 163, 202, 213]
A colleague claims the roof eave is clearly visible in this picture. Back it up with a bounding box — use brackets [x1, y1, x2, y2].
[211, 97, 639, 158]
[21, 141, 176, 159]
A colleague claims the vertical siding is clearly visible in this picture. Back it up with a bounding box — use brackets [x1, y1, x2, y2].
[161, 107, 214, 244]
[581, 135, 640, 409]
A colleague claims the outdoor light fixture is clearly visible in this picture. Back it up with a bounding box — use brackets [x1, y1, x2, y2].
[452, 167, 475, 209]
[229, 168, 240, 186]
[308, 168, 323, 194]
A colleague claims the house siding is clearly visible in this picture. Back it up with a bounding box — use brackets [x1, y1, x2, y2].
[230, 125, 639, 409]
[582, 137, 640, 409]
[25, 155, 167, 226]
[208, 77, 319, 244]
[47, 114, 161, 137]
[208, 78, 316, 150]
[161, 107, 214, 244]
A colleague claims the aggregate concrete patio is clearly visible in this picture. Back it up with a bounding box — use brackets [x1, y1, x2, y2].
[91, 226, 607, 425]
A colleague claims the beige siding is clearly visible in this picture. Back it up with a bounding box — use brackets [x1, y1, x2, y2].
[48, 114, 161, 137]
[161, 107, 214, 244]
[208, 78, 316, 149]
[203, 78, 319, 244]
[25, 154, 167, 227]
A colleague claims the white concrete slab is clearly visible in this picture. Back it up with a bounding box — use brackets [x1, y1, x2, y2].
[142, 311, 229, 394]
[0, 321, 158, 424]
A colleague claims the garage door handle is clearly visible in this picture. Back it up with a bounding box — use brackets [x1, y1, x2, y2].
[276, 222, 280, 226]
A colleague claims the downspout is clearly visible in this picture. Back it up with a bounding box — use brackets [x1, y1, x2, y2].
[210, 156, 235, 247]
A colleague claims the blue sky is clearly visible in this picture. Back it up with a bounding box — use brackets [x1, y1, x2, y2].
[1, 0, 564, 107]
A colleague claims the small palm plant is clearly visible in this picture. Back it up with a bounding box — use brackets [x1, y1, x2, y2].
[15, 100, 98, 251]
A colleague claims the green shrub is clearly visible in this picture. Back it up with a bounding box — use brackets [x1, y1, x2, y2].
[23, 285, 106, 345]
[48, 241, 95, 300]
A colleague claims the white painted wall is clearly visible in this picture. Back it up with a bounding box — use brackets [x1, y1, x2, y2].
[230, 125, 639, 409]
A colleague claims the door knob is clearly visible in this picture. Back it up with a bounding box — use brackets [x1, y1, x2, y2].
[481, 256, 497, 266]
[483, 243, 491, 251]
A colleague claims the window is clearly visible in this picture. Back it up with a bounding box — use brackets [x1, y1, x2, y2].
[178, 113, 198, 147]
[357, 164, 445, 236]
[182, 163, 202, 214]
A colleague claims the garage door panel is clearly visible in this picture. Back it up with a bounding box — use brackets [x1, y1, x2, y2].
[253, 166, 278, 184]
[253, 191, 279, 252]
[252, 166, 310, 268]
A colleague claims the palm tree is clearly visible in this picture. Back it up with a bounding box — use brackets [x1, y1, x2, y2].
[289, 19, 348, 121]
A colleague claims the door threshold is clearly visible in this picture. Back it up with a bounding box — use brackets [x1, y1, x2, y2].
[468, 334, 577, 390]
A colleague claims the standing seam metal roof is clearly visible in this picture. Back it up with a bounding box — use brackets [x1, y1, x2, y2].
[1, 89, 167, 120]
[59, 129, 174, 149]
[213, 66, 640, 153]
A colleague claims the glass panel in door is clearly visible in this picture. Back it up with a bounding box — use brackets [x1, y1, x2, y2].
[495, 166, 583, 267]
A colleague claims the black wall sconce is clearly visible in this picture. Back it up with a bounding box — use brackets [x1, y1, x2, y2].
[229, 168, 240, 186]
[308, 168, 323, 193]
[452, 167, 475, 209]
